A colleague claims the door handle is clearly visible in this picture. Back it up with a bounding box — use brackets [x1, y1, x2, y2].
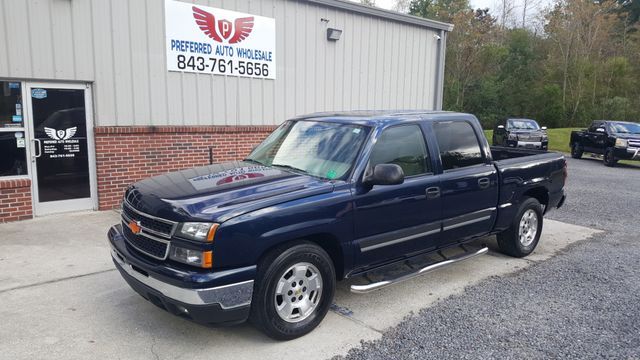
[32, 139, 42, 161]
[478, 178, 491, 189]
[425, 186, 440, 199]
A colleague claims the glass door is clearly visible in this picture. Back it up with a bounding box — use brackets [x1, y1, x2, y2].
[25, 83, 97, 215]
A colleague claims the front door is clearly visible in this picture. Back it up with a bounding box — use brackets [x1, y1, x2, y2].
[25, 83, 96, 215]
[354, 124, 442, 268]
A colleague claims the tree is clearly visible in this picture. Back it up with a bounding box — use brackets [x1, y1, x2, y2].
[360, 0, 376, 6]
[393, 0, 411, 13]
[408, 0, 470, 22]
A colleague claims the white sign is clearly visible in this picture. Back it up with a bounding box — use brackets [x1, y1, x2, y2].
[165, 0, 276, 79]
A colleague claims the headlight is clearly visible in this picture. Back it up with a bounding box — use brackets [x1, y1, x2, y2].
[615, 138, 628, 148]
[169, 246, 212, 268]
[508, 133, 518, 141]
[177, 222, 219, 242]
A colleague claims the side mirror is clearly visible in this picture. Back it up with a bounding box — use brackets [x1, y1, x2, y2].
[596, 127, 606, 133]
[541, 126, 548, 130]
[497, 125, 505, 130]
[363, 164, 404, 186]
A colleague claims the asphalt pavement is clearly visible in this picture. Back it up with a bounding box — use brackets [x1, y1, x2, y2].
[339, 157, 640, 359]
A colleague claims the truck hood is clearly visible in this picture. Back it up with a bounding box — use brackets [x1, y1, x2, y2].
[613, 133, 640, 140]
[125, 161, 335, 223]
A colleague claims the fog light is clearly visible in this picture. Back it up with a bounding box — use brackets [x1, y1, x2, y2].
[170, 247, 213, 268]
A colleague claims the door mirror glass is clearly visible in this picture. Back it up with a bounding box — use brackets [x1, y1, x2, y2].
[497, 125, 505, 130]
[541, 126, 547, 130]
[596, 127, 606, 133]
[364, 164, 404, 186]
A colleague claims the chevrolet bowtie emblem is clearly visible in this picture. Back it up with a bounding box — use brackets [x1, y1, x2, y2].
[128, 220, 142, 235]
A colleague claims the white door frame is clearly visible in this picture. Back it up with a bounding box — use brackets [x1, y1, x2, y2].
[23, 82, 98, 216]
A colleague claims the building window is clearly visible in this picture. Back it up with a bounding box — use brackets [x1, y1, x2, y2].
[0, 81, 28, 177]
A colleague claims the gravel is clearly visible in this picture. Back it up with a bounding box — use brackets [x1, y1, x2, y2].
[337, 157, 640, 359]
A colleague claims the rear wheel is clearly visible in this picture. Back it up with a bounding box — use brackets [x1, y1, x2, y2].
[604, 147, 617, 167]
[497, 197, 543, 258]
[570, 143, 583, 159]
[250, 242, 335, 340]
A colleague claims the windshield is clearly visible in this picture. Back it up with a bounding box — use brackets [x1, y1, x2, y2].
[507, 119, 540, 130]
[608, 122, 640, 134]
[245, 120, 370, 180]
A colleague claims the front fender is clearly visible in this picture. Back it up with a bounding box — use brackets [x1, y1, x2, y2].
[212, 185, 355, 274]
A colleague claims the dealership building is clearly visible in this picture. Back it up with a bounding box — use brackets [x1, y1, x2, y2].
[0, 0, 451, 222]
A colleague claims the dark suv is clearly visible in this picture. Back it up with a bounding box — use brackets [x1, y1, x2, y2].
[493, 118, 548, 150]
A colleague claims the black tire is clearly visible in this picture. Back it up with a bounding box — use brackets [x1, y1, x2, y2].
[497, 197, 543, 258]
[249, 241, 336, 340]
[604, 147, 617, 167]
[570, 143, 583, 159]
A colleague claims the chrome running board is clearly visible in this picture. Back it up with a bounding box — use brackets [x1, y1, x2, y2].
[350, 245, 489, 294]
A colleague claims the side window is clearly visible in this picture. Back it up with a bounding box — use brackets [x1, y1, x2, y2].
[368, 125, 430, 177]
[433, 121, 485, 171]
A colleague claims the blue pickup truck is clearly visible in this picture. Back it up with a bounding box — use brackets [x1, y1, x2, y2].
[109, 111, 567, 340]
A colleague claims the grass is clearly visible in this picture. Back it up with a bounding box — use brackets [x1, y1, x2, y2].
[483, 128, 581, 153]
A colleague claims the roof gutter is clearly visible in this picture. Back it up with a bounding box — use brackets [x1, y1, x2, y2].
[305, 0, 454, 32]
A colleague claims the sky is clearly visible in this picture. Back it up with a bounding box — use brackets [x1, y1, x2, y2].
[362, 0, 555, 19]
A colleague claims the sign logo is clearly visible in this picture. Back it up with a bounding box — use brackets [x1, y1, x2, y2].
[31, 88, 47, 99]
[44, 127, 77, 141]
[192, 6, 254, 44]
[128, 220, 142, 235]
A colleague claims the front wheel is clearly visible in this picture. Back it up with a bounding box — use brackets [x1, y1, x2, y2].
[250, 242, 336, 340]
[497, 197, 543, 258]
[604, 147, 617, 167]
[570, 143, 583, 159]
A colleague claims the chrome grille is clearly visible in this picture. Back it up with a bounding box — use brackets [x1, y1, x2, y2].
[629, 140, 640, 148]
[518, 134, 540, 141]
[122, 222, 170, 260]
[121, 200, 177, 260]
[122, 202, 174, 237]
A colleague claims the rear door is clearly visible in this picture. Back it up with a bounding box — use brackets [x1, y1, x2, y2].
[430, 120, 499, 245]
[353, 124, 441, 268]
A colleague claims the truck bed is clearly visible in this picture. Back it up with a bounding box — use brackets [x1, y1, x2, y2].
[490, 146, 548, 161]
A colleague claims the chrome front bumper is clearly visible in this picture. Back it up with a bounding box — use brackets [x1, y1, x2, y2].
[517, 141, 543, 148]
[111, 246, 253, 310]
[627, 147, 640, 159]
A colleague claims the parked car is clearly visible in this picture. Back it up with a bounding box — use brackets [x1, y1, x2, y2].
[108, 111, 567, 340]
[570, 120, 640, 166]
[493, 118, 548, 150]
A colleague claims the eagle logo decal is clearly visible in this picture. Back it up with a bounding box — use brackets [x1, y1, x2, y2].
[192, 6, 254, 44]
[44, 127, 77, 141]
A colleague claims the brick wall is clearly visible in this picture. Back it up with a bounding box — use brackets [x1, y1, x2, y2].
[0, 179, 33, 223]
[94, 125, 277, 210]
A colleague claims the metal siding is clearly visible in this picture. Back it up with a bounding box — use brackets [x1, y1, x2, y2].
[129, 0, 151, 126]
[0, 0, 443, 126]
[50, 0, 75, 79]
[71, 0, 95, 81]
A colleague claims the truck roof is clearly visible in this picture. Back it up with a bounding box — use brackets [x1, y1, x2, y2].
[293, 110, 477, 127]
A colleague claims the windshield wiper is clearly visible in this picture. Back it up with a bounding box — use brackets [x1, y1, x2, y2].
[243, 158, 266, 166]
[271, 163, 309, 175]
